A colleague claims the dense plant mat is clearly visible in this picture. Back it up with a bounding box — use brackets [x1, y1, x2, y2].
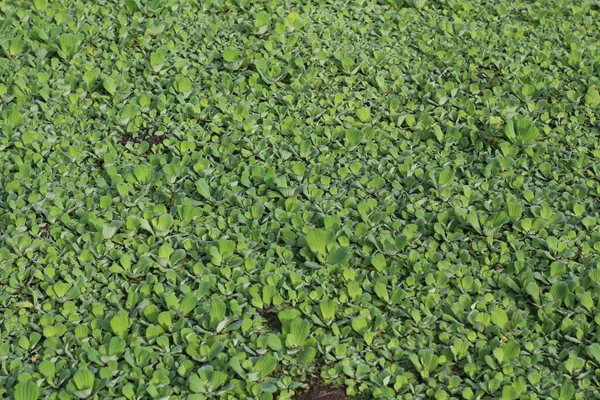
[1, 0, 600, 399]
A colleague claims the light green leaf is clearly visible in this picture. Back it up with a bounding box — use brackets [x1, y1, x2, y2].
[103, 76, 117, 96]
[356, 107, 371, 122]
[108, 336, 126, 356]
[158, 311, 173, 331]
[504, 119, 516, 142]
[345, 128, 362, 147]
[305, 228, 335, 258]
[347, 281, 363, 298]
[438, 169, 455, 187]
[174, 75, 193, 95]
[298, 346, 317, 364]
[371, 253, 386, 271]
[351, 316, 369, 334]
[502, 341, 520, 362]
[223, 48, 239, 62]
[150, 48, 168, 72]
[38, 360, 56, 379]
[558, 382, 575, 400]
[253, 354, 278, 379]
[3, 104, 23, 127]
[180, 293, 198, 316]
[515, 117, 539, 143]
[196, 178, 212, 200]
[209, 299, 226, 329]
[102, 220, 122, 240]
[72, 368, 95, 390]
[14, 381, 40, 400]
[254, 11, 271, 28]
[493, 347, 504, 364]
[133, 165, 152, 184]
[467, 210, 481, 234]
[319, 299, 337, 321]
[110, 310, 130, 335]
[285, 318, 310, 348]
[586, 343, 600, 364]
[154, 214, 174, 234]
[491, 309, 509, 329]
[585, 85, 600, 107]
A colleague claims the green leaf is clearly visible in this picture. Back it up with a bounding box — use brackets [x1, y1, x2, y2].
[33, 0, 48, 11]
[209, 298, 226, 329]
[558, 382, 575, 400]
[578, 291, 594, 311]
[419, 349, 439, 374]
[196, 178, 212, 200]
[585, 85, 600, 107]
[305, 229, 336, 259]
[586, 343, 600, 364]
[207, 370, 227, 391]
[319, 299, 337, 321]
[409, 353, 421, 370]
[229, 356, 247, 379]
[328, 246, 348, 265]
[103, 76, 117, 96]
[550, 281, 568, 303]
[218, 239, 236, 257]
[58, 34, 81, 58]
[437, 169, 455, 187]
[154, 214, 174, 234]
[51, 282, 72, 298]
[347, 281, 363, 298]
[119, 104, 138, 125]
[133, 165, 152, 184]
[407, 0, 426, 9]
[491, 309, 508, 329]
[373, 280, 389, 302]
[298, 346, 317, 364]
[174, 75, 193, 95]
[150, 48, 168, 72]
[144, 304, 159, 323]
[493, 347, 504, 364]
[504, 119, 516, 143]
[285, 318, 310, 348]
[110, 310, 130, 335]
[158, 311, 173, 331]
[180, 293, 198, 315]
[38, 360, 56, 379]
[371, 253, 386, 271]
[351, 316, 369, 334]
[467, 210, 481, 234]
[189, 367, 228, 393]
[356, 107, 371, 122]
[524, 281, 540, 304]
[254, 11, 271, 28]
[265, 334, 282, 351]
[223, 47, 239, 62]
[108, 336, 126, 356]
[83, 68, 100, 87]
[253, 354, 278, 379]
[14, 381, 40, 400]
[102, 221, 122, 240]
[344, 128, 362, 147]
[72, 368, 95, 390]
[502, 341, 520, 362]
[3, 103, 23, 127]
[515, 117, 539, 143]
[507, 202, 523, 219]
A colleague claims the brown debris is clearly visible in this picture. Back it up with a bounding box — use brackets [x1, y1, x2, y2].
[294, 383, 347, 400]
[119, 123, 166, 150]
